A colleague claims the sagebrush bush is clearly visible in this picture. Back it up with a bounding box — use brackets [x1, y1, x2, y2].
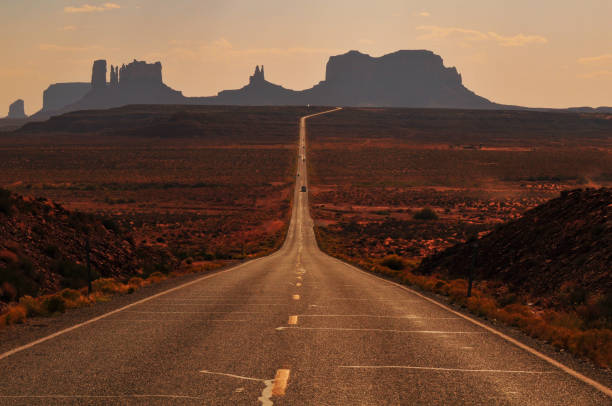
[92, 278, 128, 294]
[0, 188, 14, 215]
[42, 295, 66, 314]
[413, 207, 438, 220]
[19, 295, 44, 317]
[380, 255, 405, 271]
[128, 277, 145, 287]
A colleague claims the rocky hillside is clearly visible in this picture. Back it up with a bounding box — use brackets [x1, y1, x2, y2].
[0, 188, 138, 308]
[417, 188, 611, 304]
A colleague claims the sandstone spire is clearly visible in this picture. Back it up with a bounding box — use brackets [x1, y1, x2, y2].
[91, 60, 107, 88]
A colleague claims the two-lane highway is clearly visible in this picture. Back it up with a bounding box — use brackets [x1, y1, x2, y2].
[1, 108, 610, 405]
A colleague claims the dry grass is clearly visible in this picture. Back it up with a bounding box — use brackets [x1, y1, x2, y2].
[395, 268, 612, 368]
[0, 259, 226, 329]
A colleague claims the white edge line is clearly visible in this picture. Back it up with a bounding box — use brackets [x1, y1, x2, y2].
[339, 365, 553, 374]
[330, 256, 612, 397]
[0, 256, 271, 361]
[0, 395, 206, 399]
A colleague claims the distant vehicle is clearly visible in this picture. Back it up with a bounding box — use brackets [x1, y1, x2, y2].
[301, 186, 307, 192]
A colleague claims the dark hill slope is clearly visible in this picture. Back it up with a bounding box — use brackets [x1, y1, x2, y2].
[417, 188, 611, 299]
[16, 105, 324, 142]
[0, 188, 137, 307]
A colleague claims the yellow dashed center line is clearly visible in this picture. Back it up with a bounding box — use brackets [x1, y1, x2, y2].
[272, 369, 291, 396]
[288, 315, 298, 325]
[292, 294, 300, 300]
[296, 282, 302, 287]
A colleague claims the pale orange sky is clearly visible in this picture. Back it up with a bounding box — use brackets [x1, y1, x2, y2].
[2, 0, 612, 115]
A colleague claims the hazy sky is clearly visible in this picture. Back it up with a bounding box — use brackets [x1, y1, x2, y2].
[2, 0, 612, 114]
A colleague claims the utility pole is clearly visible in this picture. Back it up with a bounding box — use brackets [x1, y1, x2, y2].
[85, 238, 92, 296]
[468, 239, 477, 298]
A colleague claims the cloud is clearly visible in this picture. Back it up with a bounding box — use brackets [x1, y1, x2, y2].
[359, 39, 374, 45]
[417, 26, 488, 42]
[417, 11, 430, 17]
[578, 54, 612, 65]
[486, 32, 548, 47]
[64, 3, 120, 13]
[39, 43, 103, 52]
[62, 26, 77, 31]
[416, 25, 547, 47]
[578, 70, 612, 79]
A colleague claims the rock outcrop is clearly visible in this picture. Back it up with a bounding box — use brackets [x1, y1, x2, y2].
[42, 83, 91, 112]
[27, 50, 514, 118]
[42, 59, 184, 113]
[119, 60, 162, 84]
[249, 65, 265, 85]
[206, 65, 298, 105]
[91, 60, 107, 88]
[300, 50, 494, 108]
[7, 99, 26, 119]
[191, 50, 497, 108]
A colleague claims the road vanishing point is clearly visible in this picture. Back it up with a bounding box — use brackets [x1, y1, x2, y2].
[0, 108, 611, 405]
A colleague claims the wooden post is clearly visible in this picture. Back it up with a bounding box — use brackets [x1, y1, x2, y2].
[468, 241, 477, 298]
[85, 238, 92, 296]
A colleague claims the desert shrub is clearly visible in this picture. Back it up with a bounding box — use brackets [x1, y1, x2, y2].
[102, 218, 121, 234]
[0, 188, 14, 215]
[3, 304, 27, 324]
[147, 272, 166, 283]
[67, 212, 94, 233]
[0, 259, 38, 299]
[52, 260, 92, 289]
[380, 255, 405, 271]
[42, 295, 66, 314]
[545, 311, 584, 330]
[128, 276, 145, 287]
[19, 295, 44, 317]
[413, 207, 438, 220]
[60, 288, 82, 302]
[497, 292, 518, 307]
[43, 244, 61, 259]
[557, 281, 587, 306]
[503, 303, 533, 317]
[92, 278, 127, 294]
[577, 292, 612, 329]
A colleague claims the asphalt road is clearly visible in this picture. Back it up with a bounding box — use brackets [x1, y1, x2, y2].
[1, 108, 611, 405]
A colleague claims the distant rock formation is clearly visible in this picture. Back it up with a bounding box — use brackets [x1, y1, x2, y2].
[299, 50, 494, 108]
[119, 60, 163, 84]
[109, 65, 119, 86]
[42, 83, 90, 112]
[7, 99, 26, 119]
[249, 65, 265, 85]
[203, 65, 299, 105]
[30, 49, 612, 119]
[567, 106, 612, 114]
[91, 60, 107, 88]
[39, 59, 184, 114]
[190, 50, 497, 108]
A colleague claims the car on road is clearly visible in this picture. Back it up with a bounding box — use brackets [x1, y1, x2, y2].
[301, 186, 307, 192]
